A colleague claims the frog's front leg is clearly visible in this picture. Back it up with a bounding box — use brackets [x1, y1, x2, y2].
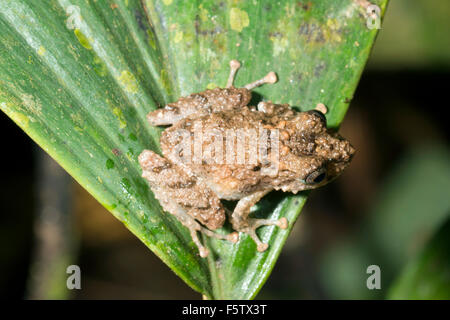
[139, 150, 238, 257]
[230, 190, 288, 252]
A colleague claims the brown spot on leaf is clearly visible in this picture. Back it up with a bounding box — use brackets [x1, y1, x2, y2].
[314, 61, 327, 77]
[135, 9, 148, 32]
[298, 1, 312, 11]
[298, 22, 325, 43]
[194, 15, 223, 37]
[269, 31, 283, 38]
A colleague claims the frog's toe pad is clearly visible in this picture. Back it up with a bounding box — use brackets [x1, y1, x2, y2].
[257, 243, 269, 252]
[278, 217, 288, 229]
[227, 232, 239, 243]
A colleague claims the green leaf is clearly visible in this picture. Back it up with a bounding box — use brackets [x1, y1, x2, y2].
[388, 217, 450, 300]
[0, 0, 387, 299]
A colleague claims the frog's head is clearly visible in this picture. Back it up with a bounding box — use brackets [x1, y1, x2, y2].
[272, 109, 355, 194]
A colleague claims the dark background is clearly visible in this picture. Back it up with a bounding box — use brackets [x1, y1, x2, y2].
[1, 0, 449, 299]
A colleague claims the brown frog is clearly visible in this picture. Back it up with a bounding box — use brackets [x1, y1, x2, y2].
[139, 60, 355, 257]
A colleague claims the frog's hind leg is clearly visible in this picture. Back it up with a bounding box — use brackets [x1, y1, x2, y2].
[139, 150, 238, 257]
[230, 190, 288, 252]
[174, 208, 238, 258]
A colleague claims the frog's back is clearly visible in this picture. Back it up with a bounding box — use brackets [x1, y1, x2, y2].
[159, 107, 281, 199]
[160, 106, 268, 151]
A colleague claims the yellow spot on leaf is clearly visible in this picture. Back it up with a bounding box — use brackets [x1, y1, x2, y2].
[160, 69, 171, 94]
[93, 55, 107, 77]
[74, 29, 93, 50]
[70, 112, 84, 126]
[22, 94, 42, 115]
[37, 46, 46, 56]
[269, 19, 290, 57]
[147, 30, 156, 49]
[284, 3, 296, 17]
[199, 5, 208, 22]
[113, 107, 127, 129]
[270, 36, 288, 57]
[183, 30, 195, 43]
[174, 30, 183, 43]
[163, 0, 173, 5]
[206, 83, 217, 89]
[11, 112, 29, 128]
[117, 70, 138, 94]
[325, 19, 342, 43]
[169, 23, 177, 31]
[230, 8, 249, 32]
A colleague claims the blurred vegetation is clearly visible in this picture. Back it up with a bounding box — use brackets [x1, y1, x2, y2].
[368, 0, 450, 69]
[388, 217, 450, 300]
[319, 146, 450, 299]
[313, 0, 450, 299]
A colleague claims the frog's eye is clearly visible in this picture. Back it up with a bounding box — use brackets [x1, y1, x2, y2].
[307, 110, 327, 126]
[305, 167, 327, 185]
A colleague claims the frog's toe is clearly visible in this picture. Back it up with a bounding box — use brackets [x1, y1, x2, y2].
[240, 217, 289, 252]
[245, 228, 269, 252]
[250, 217, 289, 229]
[201, 227, 239, 245]
[257, 243, 269, 252]
[190, 225, 234, 257]
[227, 232, 239, 243]
[199, 247, 210, 258]
[278, 217, 288, 229]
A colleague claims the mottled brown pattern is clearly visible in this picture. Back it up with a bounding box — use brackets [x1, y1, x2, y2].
[139, 60, 354, 257]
